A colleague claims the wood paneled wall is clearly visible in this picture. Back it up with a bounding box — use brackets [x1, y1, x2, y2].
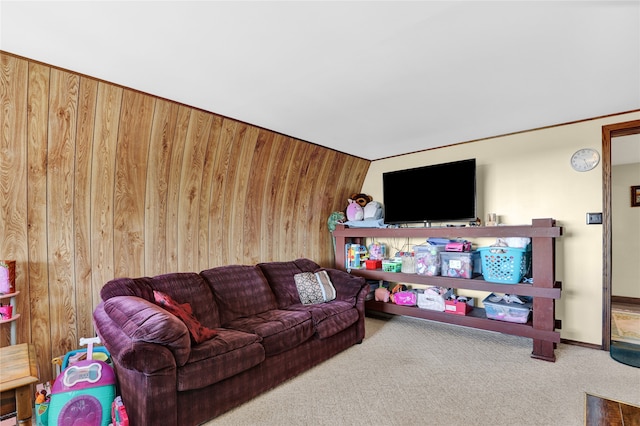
[0, 52, 370, 381]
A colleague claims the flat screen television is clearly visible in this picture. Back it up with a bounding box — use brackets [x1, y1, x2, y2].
[383, 158, 476, 225]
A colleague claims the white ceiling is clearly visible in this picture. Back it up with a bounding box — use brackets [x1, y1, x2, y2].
[1, 1, 639, 161]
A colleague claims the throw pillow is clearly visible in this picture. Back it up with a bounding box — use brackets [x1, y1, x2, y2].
[315, 270, 336, 301]
[153, 290, 217, 344]
[294, 271, 336, 305]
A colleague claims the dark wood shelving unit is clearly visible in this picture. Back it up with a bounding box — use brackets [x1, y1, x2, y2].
[333, 218, 563, 361]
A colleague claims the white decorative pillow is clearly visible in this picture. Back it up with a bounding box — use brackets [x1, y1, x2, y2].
[294, 271, 336, 305]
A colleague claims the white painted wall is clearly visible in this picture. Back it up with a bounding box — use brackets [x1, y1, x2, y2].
[361, 111, 640, 345]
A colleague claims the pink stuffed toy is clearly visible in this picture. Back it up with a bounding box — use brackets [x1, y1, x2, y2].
[346, 199, 364, 221]
[374, 287, 390, 302]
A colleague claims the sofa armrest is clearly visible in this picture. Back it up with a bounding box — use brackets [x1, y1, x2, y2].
[94, 296, 192, 368]
[94, 302, 181, 425]
[320, 268, 367, 305]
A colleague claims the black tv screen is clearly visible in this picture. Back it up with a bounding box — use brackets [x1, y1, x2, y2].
[383, 158, 476, 225]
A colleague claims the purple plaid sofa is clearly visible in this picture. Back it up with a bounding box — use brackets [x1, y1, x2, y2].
[93, 258, 368, 426]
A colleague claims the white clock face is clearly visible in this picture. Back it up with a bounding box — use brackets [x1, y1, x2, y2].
[570, 148, 600, 172]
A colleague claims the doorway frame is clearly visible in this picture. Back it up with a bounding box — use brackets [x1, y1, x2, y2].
[601, 119, 640, 351]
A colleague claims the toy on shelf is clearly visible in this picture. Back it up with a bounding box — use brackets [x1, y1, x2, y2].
[367, 242, 386, 260]
[345, 193, 383, 222]
[345, 243, 368, 270]
[346, 198, 364, 221]
[349, 193, 372, 208]
[374, 285, 390, 302]
[0, 260, 16, 294]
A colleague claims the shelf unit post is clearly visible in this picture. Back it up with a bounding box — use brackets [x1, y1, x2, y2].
[530, 218, 559, 361]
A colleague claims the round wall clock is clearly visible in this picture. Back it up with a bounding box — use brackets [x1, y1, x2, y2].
[570, 148, 600, 172]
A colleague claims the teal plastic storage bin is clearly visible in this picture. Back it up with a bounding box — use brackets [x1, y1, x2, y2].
[478, 245, 531, 284]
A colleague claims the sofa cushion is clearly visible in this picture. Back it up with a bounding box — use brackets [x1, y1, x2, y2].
[101, 273, 221, 329]
[102, 296, 192, 366]
[287, 300, 359, 339]
[223, 309, 314, 356]
[258, 259, 321, 308]
[100, 276, 155, 302]
[153, 290, 217, 344]
[177, 328, 264, 391]
[320, 268, 364, 305]
[145, 272, 221, 329]
[294, 271, 336, 305]
[200, 265, 277, 325]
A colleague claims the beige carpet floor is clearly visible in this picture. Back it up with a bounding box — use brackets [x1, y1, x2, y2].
[207, 315, 640, 426]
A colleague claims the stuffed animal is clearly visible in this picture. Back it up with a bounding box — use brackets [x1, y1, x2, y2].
[349, 193, 373, 207]
[374, 286, 390, 302]
[363, 201, 383, 220]
[328, 211, 347, 256]
[346, 199, 364, 221]
[346, 193, 378, 221]
[327, 211, 346, 232]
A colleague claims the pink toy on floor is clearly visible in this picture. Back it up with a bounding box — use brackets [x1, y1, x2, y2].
[48, 337, 116, 426]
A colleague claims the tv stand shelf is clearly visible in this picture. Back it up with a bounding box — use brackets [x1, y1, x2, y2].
[333, 218, 563, 361]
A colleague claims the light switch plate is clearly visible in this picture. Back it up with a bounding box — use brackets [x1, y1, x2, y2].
[586, 212, 603, 224]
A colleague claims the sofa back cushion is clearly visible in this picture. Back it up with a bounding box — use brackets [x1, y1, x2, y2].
[257, 258, 321, 308]
[101, 273, 221, 329]
[293, 271, 336, 305]
[100, 276, 155, 302]
[200, 265, 277, 325]
[153, 290, 218, 344]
